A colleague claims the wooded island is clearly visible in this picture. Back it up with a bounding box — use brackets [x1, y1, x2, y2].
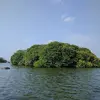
[11, 41, 100, 68]
[0, 57, 7, 63]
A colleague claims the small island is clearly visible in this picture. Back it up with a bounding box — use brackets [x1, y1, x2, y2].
[0, 57, 7, 63]
[11, 41, 100, 68]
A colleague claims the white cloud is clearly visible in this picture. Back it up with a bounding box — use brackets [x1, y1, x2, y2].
[48, 40, 54, 43]
[61, 14, 75, 22]
[63, 17, 75, 22]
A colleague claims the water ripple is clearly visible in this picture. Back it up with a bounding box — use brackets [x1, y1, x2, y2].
[0, 64, 100, 100]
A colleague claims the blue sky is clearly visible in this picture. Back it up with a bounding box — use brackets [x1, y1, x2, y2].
[0, 0, 100, 60]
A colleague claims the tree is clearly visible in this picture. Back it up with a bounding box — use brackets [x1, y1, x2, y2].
[24, 45, 46, 67]
[11, 50, 25, 65]
[35, 42, 78, 68]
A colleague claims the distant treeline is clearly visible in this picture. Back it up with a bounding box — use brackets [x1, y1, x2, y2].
[0, 57, 7, 63]
[11, 41, 100, 68]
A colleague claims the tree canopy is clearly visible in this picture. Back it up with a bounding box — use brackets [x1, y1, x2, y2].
[11, 41, 100, 68]
[11, 50, 25, 66]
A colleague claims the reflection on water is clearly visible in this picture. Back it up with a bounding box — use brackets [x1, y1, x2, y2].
[0, 63, 100, 100]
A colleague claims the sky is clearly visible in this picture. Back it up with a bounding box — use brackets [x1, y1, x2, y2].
[0, 0, 100, 60]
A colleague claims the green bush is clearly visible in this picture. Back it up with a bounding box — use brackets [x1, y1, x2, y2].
[76, 60, 93, 68]
[34, 60, 46, 68]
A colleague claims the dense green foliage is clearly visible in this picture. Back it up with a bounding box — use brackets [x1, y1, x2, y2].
[11, 41, 100, 68]
[24, 45, 46, 66]
[0, 57, 7, 63]
[11, 50, 25, 65]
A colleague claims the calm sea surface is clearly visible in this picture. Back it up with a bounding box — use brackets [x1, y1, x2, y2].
[0, 63, 100, 100]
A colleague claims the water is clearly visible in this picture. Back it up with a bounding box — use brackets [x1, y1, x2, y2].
[0, 63, 100, 100]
